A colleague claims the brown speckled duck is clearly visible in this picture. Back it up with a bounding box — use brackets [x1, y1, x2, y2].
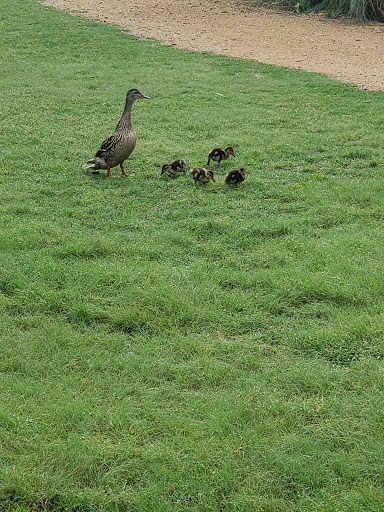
[189, 167, 216, 184]
[206, 146, 235, 166]
[225, 167, 246, 185]
[161, 158, 187, 177]
[82, 88, 149, 178]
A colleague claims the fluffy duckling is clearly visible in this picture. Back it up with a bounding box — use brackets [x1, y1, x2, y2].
[225, 168, 246, 185]
[83, 88, 149, 178]
[206, 146, 235, 166]
[161, 158, 187, 177]
[189, 167, 216, 184]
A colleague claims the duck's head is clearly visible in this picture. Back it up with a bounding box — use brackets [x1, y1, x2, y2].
[206, 170, 216, 183]
[225, 147, 235, 157]
[127, 88, 150, 100]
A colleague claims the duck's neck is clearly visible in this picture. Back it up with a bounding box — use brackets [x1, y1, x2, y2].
[116, 95, 135, 130]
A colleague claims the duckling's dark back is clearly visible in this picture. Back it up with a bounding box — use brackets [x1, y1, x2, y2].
[189, 167, 215, 183]
[225, 168, 245, 185]
[207, 146, 235, 165]
[161, 158, 187, 176]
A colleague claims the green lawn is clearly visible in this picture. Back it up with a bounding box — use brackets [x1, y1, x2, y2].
[1, 0, 384, 510]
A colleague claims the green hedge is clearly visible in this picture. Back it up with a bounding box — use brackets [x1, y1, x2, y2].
[258, 0, 384, 19]
[309, 0, 384, 19]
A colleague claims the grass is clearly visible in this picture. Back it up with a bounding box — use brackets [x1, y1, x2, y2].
[1, 0, 384, 510]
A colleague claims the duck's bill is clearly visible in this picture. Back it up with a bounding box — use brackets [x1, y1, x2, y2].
[140, 94, 150, 99]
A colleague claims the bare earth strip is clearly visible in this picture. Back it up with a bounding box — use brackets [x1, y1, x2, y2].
[43, 0, 384, 90]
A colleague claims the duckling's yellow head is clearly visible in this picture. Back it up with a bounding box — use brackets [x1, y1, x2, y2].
[225, 147, 235, 157]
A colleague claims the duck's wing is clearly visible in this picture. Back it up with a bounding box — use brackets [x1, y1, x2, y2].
[94, 131, 123, 158]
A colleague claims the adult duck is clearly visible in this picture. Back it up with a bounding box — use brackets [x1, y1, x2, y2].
[83, 88, 149, 178]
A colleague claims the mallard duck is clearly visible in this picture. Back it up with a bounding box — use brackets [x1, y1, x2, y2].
[206, 146, 235, 166]
[82, 88, 149, 178]
[161, 158, 187, 177]
[189, 167, 216, 184]
[225, 167, 246, 185]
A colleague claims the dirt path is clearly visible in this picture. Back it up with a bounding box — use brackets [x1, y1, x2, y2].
[43, 0, 384, 90]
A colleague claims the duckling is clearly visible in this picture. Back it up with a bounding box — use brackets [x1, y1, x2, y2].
[225, 168, 246, 185]
[189, 167, 216, 184]
[206, 146, 235, 166]
[161, 158, 187, 177]
[82, 88, 149, 178]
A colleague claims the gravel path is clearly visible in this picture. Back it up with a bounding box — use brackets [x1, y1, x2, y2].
[44, 0, 384, 90]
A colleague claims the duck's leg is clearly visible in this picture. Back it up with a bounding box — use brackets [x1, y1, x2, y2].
[107, 166, 116, 178]
[120, 163, 127, 176]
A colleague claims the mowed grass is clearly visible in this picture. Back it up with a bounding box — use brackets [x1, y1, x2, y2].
[1, 0, 384, 510]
